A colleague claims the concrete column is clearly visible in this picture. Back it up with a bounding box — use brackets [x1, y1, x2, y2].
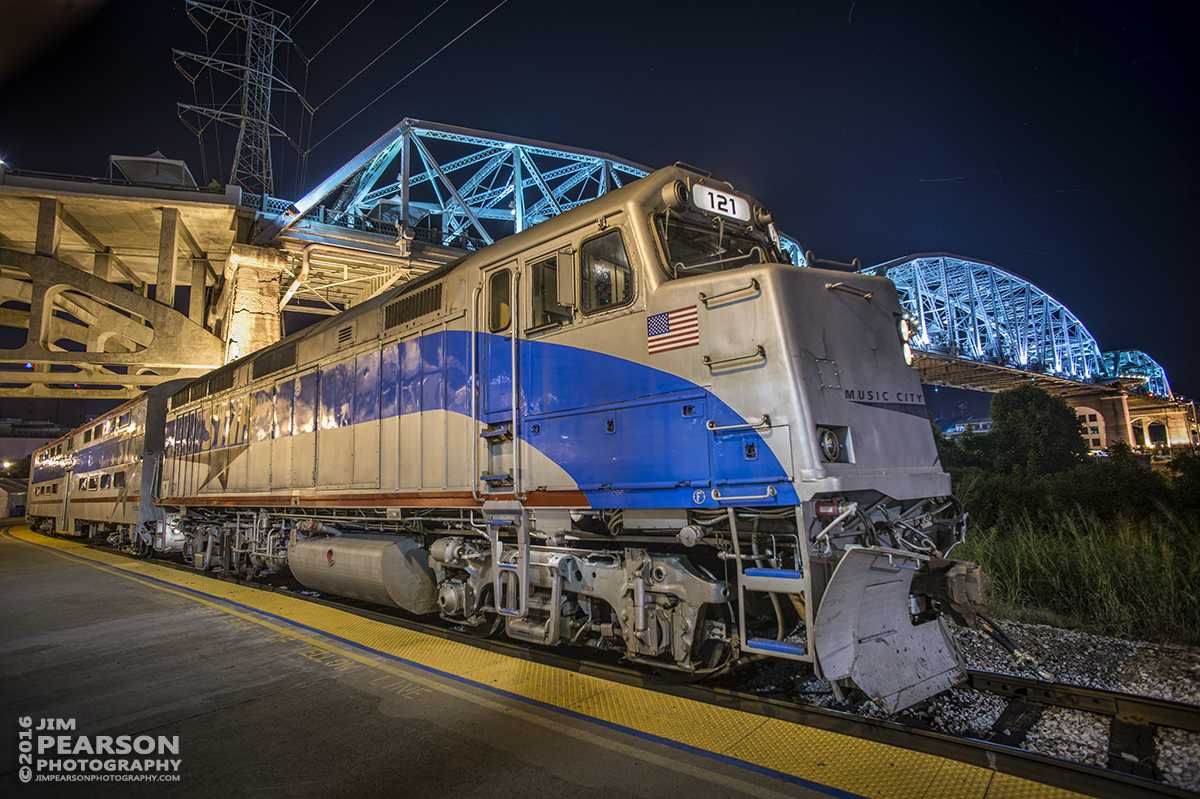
[25, 284, 49, 350]
[1067, 391, 1133, 447]
[1164, 409, 1192, 448]
[157, 207, 180, 306]
[190, 260, 208, 324]
[36, 198, 61, 257]
[222, 244, 284, 363]
[93, 249, 113, 282]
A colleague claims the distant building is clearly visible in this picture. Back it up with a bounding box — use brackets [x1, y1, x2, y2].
[0, 418, 72, 464]
[944, 418, 994, 439]
[0, 477, 28, 518]
[1075, 407, 1107, 451]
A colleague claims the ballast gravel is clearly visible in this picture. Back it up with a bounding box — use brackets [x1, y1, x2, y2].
[942, 618, 1200, 792]
[739, 618, 1200, 792]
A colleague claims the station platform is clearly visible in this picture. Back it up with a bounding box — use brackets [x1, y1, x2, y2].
[1, 524, 1082, 798]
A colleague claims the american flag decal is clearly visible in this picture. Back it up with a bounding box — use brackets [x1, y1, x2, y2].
[647, 305, 699, 354]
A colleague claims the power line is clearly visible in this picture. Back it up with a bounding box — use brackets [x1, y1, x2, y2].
[291, 0, 321, 28]
[312, 0, 449, 112]
[308, 0, 378, 62]
[308, 0, 509, 152]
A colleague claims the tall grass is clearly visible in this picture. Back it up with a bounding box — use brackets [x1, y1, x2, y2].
[955, 509, 1200, 646]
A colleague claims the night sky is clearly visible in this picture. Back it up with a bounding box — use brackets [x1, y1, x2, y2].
[1, 0, 1196, 398]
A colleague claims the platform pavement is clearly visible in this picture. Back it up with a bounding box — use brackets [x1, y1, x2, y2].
[0, 523, 1081, 798]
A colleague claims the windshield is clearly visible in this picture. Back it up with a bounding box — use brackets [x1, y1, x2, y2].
[654, 214, 781, 277]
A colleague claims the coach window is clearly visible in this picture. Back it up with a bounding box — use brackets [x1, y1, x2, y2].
[78, 478, 86, 491]
[51, 483, 58, 494]
[580, 230, 633, 314]
[488, 270, 511, 332]
[84, 429, 92, 443]
[88, 476, 98, 490]
[100, 474, 111, 490]
[529, 254, 573, 330]
[114, 471, 126, 488]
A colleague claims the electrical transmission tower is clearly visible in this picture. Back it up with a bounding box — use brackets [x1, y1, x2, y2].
[175, 0, 309, 196]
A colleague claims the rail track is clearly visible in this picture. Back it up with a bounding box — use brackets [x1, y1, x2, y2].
[81, 540, 1200, 799]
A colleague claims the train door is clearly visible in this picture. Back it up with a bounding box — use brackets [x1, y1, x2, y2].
[518, 248, 577, 492]
[477, 262, 519, 496]
[60, 468, 72, 533]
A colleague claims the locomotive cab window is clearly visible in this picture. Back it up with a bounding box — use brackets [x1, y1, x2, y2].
[488, 270, 511, 332]
[528, 253, 573, 330]
[655, 214, 775, 277]
[580, 230, 633, 314]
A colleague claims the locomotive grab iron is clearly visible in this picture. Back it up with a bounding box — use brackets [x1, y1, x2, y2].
[29, 165, 987, 712]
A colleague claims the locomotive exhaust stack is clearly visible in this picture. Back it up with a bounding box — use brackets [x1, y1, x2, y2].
[30, 164, 990, 713]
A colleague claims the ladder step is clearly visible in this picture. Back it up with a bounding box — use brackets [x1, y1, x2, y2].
[740, 568, 806, 594]
[744, 568, 802, 579]
[481, 424, 512, 440]
[481, 472, 513, 484]
[745, 638, 807, 656]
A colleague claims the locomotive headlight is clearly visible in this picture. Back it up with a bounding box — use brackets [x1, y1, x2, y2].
[897, 313, 918, 365]
[817, 427, 840, 462]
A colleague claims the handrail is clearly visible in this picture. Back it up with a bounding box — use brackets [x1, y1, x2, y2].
[510, 271, 525, 501]
[703, 345, 766, 368]
[706, 415, 771, 433]
[712, 485, 777, 503]
[698, 278, 759, 306]
[825, 282, 873, 300]
[470, 283, 482, 503]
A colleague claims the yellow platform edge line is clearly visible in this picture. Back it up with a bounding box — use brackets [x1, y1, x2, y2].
[7, 527, 1084, 799]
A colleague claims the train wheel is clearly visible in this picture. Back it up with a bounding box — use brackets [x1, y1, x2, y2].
[464, 614, 503, 638]
[649, 602, 736, 682]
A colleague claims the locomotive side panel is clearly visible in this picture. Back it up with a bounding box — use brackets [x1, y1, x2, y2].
[246, 387, 273, 490]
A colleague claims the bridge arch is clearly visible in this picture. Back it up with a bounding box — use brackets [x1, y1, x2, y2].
[861, 253, 1105, 381]
[1102, 350, 1172, 398]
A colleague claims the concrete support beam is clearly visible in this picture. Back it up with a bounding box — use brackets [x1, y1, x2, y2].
[0, 247, 224, 400]
[157, 207, 180, 305]
[58, 205, 105, 254]
[35, 198, 61, 257]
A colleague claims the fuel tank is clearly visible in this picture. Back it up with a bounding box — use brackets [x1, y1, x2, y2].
[289, 535, 438, 615]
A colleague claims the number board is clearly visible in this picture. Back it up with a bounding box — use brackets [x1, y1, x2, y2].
[691, 184, 751, 222]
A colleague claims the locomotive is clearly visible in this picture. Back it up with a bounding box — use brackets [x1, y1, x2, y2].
[30, 165, 987, 712]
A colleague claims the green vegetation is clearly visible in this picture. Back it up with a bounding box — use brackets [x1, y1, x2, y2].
[934, 384, 1200, 644]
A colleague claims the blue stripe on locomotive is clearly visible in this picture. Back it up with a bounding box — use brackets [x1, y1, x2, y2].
[184, 331, 797, 508]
